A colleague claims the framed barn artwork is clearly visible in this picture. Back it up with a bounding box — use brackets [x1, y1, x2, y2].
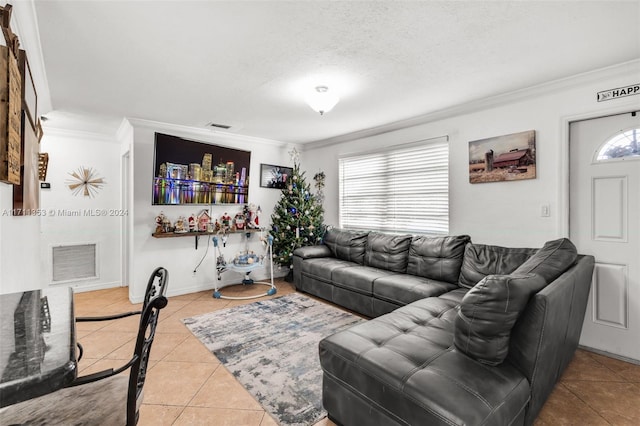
[468, 130, 536, 184]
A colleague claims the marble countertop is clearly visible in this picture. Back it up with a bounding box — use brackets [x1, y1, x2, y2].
[0, 287, 77, 407]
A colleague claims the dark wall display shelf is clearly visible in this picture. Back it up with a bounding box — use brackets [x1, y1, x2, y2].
[151, 229, 262, 249]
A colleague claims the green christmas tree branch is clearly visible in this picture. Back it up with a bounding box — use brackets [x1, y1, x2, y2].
[270, 163, 326, 269]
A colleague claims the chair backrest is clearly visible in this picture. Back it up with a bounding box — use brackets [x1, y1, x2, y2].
[127, 267, 168, 425]
[142, 267, 169, 312]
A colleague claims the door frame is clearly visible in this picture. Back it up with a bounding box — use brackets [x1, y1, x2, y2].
[121, 150, 131, 288]
[564, 107, 640, 362]
[559, 103, 639, 238]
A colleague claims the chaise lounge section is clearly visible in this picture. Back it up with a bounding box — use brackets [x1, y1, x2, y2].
[293, 228, 595, 425]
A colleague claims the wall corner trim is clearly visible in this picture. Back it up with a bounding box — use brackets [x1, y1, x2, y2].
[41, 126, 120, 144]
[127, 117, 289, 148]
[304, 59, 640, 150]
[115, 118, 134, 142]
[11, 0, 53, 114]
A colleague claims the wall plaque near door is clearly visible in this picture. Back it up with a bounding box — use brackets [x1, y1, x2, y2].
[0, 45, 21, 185]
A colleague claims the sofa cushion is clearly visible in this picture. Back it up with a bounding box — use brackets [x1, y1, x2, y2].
[293, 245, 332, 259]
[458, 243, 537, 288]
[407, 235, 470, 283]
[300, 257, 358, 282]
[323, 228, 368, 264]
[331, 266, 394, 295]
[320, 297, 531, 425]
[454, 273, 547, 366]
[513, 238, 578, 283]
[373, 274, 457, 306]
[363, 232, 412, 273]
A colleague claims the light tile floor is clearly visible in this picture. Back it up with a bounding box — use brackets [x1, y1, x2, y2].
[74, 280, 640, 425]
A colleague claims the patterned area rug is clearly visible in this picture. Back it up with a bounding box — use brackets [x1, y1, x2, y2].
[182, 293, 364, 426]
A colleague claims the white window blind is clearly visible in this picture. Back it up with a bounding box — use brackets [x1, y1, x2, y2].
[339, 137, 449, 234]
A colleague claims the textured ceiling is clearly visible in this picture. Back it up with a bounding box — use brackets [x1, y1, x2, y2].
[34, 1, 640, 143]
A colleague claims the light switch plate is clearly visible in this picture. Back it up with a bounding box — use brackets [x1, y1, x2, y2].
[541, 204, 550, 217]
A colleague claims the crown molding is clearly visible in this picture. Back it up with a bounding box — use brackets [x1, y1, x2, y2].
[11, 0, 53, 114]
[127, 117, 289, 148]
[115, 118, 134, 143]
[303, 59, 640, 150]
[42, 125, 119, 144]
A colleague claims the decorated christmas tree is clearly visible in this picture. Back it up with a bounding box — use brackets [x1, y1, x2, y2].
[270, 149, 325, 276]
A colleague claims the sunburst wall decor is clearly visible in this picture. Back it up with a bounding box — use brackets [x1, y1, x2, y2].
[66, 166, 105, 197]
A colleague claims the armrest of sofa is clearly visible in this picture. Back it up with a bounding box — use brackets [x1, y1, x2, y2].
[292, 245, 332, 290]
[507, 254, 595, 424]
[293, 245, 332, 259]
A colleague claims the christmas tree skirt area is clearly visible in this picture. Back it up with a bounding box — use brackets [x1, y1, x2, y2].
[182, 293, 364, 426]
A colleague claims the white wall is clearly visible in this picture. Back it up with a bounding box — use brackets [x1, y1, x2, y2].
[0, 2, 45, 294]
[302, 60, 640, 248]
[39, 128, 122, 292]
[0, 186, 41, 294]
[129, 119, 293, 302]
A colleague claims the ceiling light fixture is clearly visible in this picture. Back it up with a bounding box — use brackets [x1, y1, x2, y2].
[305, 86, 339, 115]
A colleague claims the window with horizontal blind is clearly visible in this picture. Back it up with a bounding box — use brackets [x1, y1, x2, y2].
[339, 136, 449, 234]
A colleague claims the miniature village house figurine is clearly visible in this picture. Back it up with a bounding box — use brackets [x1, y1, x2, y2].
[188, 214, 196, 232]
[197, 210, 211, 232]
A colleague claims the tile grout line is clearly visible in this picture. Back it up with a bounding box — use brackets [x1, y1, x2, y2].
[174, 296, 223, 423]
[558, 382, 613, 425]
[173, 296, 267, 425]
[148, 293, 216, 425]
[582, 350, 634, 383]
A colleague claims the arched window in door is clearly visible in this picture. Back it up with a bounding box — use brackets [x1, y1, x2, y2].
[595, 128, 640, 162]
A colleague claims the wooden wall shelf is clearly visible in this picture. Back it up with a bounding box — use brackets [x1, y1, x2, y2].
[151, 229, 262, 249]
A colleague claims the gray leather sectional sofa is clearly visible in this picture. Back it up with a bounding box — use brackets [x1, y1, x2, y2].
[292, 228, 595, 426]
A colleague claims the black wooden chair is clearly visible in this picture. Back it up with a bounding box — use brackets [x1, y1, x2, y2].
[0, 267, 169, 426]
[75, 267, 168, 361]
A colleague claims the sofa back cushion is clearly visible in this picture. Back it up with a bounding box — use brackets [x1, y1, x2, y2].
[458, 243, 537, 288]
[323, 228, 369, 264]
[454, 273, 547, 366]
[363, 232, 412, 273]
[512, 238, 578, 283]
[407, 235, 471, 283]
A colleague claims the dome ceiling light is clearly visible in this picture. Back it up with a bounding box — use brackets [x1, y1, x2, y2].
[305, 86, 339, 115]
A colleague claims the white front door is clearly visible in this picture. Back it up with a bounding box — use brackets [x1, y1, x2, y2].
[569, 111, 640, 362]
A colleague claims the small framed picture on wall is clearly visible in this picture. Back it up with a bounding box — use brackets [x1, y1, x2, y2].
[468, 130, 536, 184]
[260, 164, 293, 189]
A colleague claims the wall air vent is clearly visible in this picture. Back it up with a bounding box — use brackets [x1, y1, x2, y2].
[206, 122, 232, 130]
[52, 243, 98, 283]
